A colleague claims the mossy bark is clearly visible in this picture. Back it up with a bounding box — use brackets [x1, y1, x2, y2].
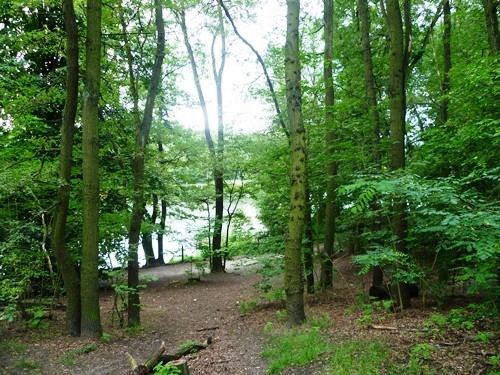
[80, 0, 102, 338]
[320, 0, 336, 290]
[284, 0, 306, 326]
[52, 0, 80, 337]
[438, 0, 451, 125]
[123, 0, 165, 327]
[385, 0, 410, 309]
[482, 0, 500, 54]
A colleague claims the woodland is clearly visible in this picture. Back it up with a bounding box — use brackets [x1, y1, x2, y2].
[0, 0, 499, 374]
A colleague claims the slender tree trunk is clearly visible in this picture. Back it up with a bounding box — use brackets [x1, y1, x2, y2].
[158, 199, 167, 264]
[320, 0, 336, 290]
[284, 0, 306, 326]
[482, 0, 500, 54]
[358, 0, 381, 165]
[358, 0, 384, 289]
[385, 0, 410, 309]
[304, 175, 315, 294]
[179, 9, 225, 273]
[80, 0, 102, 338]
[157, 142, 166, 265]
[125, 0, 165, 327]
[438, 0, 451, 125]
[51, 0, 81, 337]
[211, 5, 226, 272]
[142, 212, 156, 267]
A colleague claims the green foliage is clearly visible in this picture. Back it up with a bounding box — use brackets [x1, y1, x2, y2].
[238, 300, 258, 315]
[101, 332, 113, 343]
[60, 344, 98, 366]
[153, 362, 182, 375]
[341, 173, 500, 300]
[399, 343, 435, 375]
[262, 325, 330, 374]
[14, 359, 40, 372]
[26, 307, 48, 329]
[327, 340, 389, 375]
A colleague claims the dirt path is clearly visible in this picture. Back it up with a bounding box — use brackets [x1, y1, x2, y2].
[0, 259, 268, 375]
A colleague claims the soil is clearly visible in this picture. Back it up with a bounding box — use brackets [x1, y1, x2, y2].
[0, 255, 498, 375]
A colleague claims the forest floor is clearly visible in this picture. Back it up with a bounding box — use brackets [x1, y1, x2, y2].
[0, 255, 498, 374]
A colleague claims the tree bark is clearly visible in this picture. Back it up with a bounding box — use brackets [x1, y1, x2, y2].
[210, 4, 226, 273]
[482, 0, 500, 54]
[284, 0, 306, 326]
[385, 0, 410, 309]
[80, 0, 102, 338]
[438, 0, 451, 125]
[320, 0, 336, 290]
[179, 8, 224, 273]
[123, 0, 165, 327]
[357, 0, 384, 290]
[357, 0, 381, 165]
[51, 0, 81, 337]
[159, 198, 167, 264]
[304, 174, 315, 294]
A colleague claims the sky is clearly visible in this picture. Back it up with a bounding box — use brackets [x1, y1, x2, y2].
[170, 0, 321, 134]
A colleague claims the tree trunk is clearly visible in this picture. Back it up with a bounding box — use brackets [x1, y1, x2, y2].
[385, 0, 410, 309]
[51, 0, 81, 337]
[124, 0, 165, 327]
[320, 0, 336, 290]
[304, 175, 315, 294]
[358, 0, 384, 290]
[284, 0, 306, 326]
[357, 0, 381, 165]
[179, 8, 225, 273]
[482, 0, 500, 54]
[211, 5, 226, 273]
[80, 0, 102, 338]
[158, 198, 167, 264]
[438, 0, 451, 125]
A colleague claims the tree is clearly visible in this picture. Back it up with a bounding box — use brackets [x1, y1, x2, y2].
[384, 0, 411, 308]
[51, 0, 81, 337]
[438, 0, 451, 125]
[482, 0, 500, 54]
[119, 0, 166, 327]
[178, 5, 226, 273]
[319, 0, 336, 290]
[80, 0, 102, 338]
[284, 0, 306, 326]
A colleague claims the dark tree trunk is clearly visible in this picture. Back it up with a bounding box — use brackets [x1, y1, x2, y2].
[358, 0, 385, 290]
[180, 7, 225, 273]
[158, 199, 167, 264]
[438, 0, 451, 125]
[123, 0, 165, 327]
[284, 0, 306, 326]
[385, 0, 410, 309]
[80, 0, 102, 338]
[482, 0, 500, 54]
[358, 0, 381, 166]
[320, 0, 336, 290]
[304, 176, 315, 294]
[52, 0, 81, 337]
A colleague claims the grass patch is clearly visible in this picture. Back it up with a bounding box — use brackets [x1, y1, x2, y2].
[238, 299, 258, 315]
[0, 339, 27, 355]
[327, 340, 389, 375]
[60, 343, 97, 366]
[262, 321, 330, 374]
[15, 359, 40, 372]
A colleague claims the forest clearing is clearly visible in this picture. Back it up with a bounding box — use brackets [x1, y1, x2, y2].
[0, 0, 498, 374]
[1, 256, 498, 374]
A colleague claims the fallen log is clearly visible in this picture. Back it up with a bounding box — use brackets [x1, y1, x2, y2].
[126, 336, 212, 374]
